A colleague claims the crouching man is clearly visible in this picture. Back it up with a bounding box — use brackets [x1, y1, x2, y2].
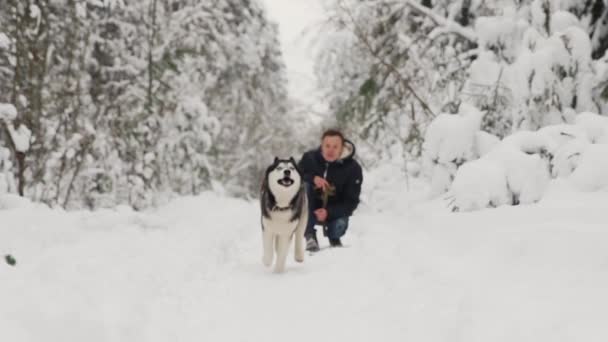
[298, 129, 363, 252]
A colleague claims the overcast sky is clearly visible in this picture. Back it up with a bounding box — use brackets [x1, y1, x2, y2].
[261, 0, 326, 107]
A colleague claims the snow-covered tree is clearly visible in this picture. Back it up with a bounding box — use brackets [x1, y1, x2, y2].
[315, 0, 608, 197]
[0, 0, 290, 208]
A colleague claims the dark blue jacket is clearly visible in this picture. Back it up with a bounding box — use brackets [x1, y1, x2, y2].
[298, 140, 363, 221]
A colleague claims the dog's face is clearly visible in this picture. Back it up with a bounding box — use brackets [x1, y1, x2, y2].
[266, 157, 302, 196]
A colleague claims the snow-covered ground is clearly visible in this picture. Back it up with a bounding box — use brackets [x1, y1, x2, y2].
[2, 174, 607, 341]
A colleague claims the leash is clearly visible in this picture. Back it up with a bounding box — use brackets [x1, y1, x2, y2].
[320, 184, 336, 236]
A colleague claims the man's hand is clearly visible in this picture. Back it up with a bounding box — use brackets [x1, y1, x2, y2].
[313, 176, 329, 190]
[314, 208, 328, 222]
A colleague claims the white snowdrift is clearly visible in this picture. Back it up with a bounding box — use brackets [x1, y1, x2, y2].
[575, 112, 608, 143]
[453, 135, 552, 212]
[451, 158, 510, 212]
[452, 113, 608, 211]
[2, 181, 608, 342]
[570, 144, 608, 191]
[422, 103, 492, 197]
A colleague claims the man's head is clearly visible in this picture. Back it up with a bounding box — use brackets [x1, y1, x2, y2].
[321, 129, 345, 162]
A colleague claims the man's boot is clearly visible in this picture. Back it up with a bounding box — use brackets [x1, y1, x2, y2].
[329, 238, 343, 247]
[305, 234, 320, 252]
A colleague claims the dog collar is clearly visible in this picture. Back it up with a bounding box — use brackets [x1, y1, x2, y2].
[272, 205, 292, 212]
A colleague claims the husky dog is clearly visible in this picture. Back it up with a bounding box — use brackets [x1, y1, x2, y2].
[260, 157, 308, 273]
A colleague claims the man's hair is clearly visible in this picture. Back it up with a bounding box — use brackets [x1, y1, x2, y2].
[321, 129, 345, 144]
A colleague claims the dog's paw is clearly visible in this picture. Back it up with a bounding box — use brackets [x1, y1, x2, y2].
[295, 254, 304, 263]
[262, 256, 272, 267]
[273, 267, 285, 274]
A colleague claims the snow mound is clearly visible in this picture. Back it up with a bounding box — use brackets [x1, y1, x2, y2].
[0, 194, 35, 210]
[474, 131, 500, 157]
[550, 11, 582, 34]
[575, 112, 608, 143]
[422, 103, 485, 196]
[551, 138, 589, 178]
[452, 129, 555, 211]
[570, 144, 608, 191]
[452, 158, 509, 212]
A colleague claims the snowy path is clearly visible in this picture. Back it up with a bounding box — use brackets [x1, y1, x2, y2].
[1, 182, 608, 341]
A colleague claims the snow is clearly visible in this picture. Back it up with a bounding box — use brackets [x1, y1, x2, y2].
[575, 112, 608, 143]
[449, 114, 608, 211]
[474, 131, 500, 158]
[2, 178, 608, 341]
[569, 144, 608, 191]
[0, 33, 9, 50]
[1, 1, 608, 340]
[451, 128, 559, 211]
[0, 103, 17, 121]
[422, 103, 484, 196]
[551, 138, 588, 178]
[475, 15, 527, 61]
[8, 124, 32, 153]
[551, 11, 581, 34]
[451, 158, 510, 212]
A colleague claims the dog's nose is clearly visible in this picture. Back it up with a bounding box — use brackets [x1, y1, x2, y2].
[284, 169, 291, 177]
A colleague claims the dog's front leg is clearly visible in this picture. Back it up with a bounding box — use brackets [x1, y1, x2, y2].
[294, 233, 304, 263]
[294, 197, 308, 263]
[274, 235, 291, 273]
[262, 230, 274, 267]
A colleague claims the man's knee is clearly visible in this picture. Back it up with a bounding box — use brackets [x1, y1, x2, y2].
[327, 217, 349, 239]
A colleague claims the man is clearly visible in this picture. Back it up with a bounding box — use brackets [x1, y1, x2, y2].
[298, 129, 363, 252]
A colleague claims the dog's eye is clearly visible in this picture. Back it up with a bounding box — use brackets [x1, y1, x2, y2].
[276, 167, 283, 171]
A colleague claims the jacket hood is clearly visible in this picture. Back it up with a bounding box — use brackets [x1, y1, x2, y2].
[339, 139, 356, 162]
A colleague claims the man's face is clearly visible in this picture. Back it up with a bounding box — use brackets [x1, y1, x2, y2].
[321, 136, 343, 162]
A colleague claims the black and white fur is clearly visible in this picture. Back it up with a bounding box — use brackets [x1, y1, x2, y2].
[260, 157, 308, 273]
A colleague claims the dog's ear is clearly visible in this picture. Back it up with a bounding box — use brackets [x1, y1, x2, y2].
[290, 157, 302, 174]
[273, 156, 279, 164]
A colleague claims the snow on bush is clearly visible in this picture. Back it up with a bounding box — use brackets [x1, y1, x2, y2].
[451, 158, 510, 212]
[0, 147, 15, 195]
[538, 123, 589, 147]
[465, 8, 598, 137]
[551, 11, 583, 34]
[574, 112, 608, 143]
[0, 102, 31, 153]
[474, 131, 500, 157]
[422, 103, 485, 197]
[0, 193, 33, 210]
[0, 103, 17, 121]
[500, 130, 556, 156]
[569, 144, 608, 192]
[452, 113, 608, 211]
[8, 124, 32, 153]
[452, 130, 554, 211]
[551, 138, 589, 178]
[0, 33, 9, 50]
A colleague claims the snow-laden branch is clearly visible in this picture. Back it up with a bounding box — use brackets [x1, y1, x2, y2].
[398, 0, 478, 43]
[0, 103, 30, 153]
[338, 0, 437, 118]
